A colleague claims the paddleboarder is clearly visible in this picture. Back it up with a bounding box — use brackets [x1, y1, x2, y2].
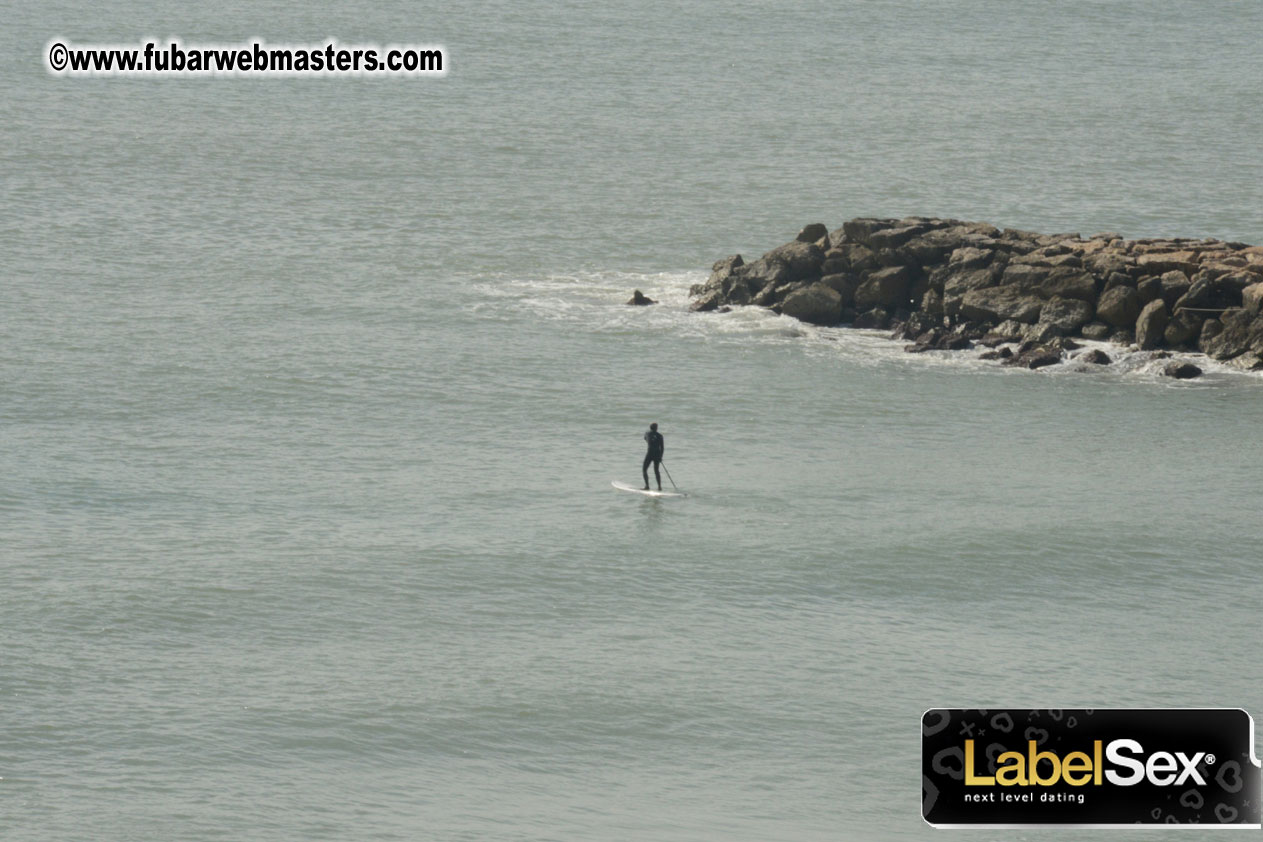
[642, 423, 664, 490]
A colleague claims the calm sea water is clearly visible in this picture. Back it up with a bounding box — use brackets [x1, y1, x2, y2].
[4, 1, 1263, 839]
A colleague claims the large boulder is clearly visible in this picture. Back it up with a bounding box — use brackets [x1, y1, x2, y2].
[1135, 299, 1169, 350]
[778, 283, 843, 325]
[1097, 285, 1141, 327]
[763, 241, 825, 282]
[854, 265, 913, 309]
[1001, 263, 1050, 292]
[1136, 251, 1199, 276]
[841, 218, 900, 247]
[942, 266, 1002, 297]
[1039, 269, 1097, 303]
[737, 255, 793, 291]
[960, 287, 1044, 324]
[820, 272, 862, 307]
[1038, 296, 1094, 334]
[1175, 274, 1250, 313]
[1158, 271, 1192, 308]
[868, 223, 933, 251]
[1242, 282, 1263, 315]
[1163, 309, 1203, 348]
[1198, 318, 1223, 353]
[796, 223, 828, 243]
[948, 246, 995, 270]
[838, 243, 878, 273]
[1200, 308, 1263, 360]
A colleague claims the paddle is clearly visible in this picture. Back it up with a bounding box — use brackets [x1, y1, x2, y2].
[660, 461, 679, 492]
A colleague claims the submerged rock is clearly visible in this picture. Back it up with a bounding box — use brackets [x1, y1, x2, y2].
[1079, 348, 1112, 365]
[627, 290, 656, 306]
[1163, 361, 1202, 379]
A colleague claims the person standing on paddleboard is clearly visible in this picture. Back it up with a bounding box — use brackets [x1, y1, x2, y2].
[642, 423, 664, 490]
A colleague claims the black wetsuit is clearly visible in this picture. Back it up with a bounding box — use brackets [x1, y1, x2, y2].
[642, 430, 664, 489]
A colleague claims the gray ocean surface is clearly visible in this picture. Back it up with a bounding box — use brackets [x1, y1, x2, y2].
[4, 1, 1263, 839]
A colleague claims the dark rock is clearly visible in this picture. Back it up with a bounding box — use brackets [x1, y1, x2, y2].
[841, 218, 899, 247]
[1200, 308, 1263, 360]
[1021, 322, 1063, 345]
[1001, 263, 1050, 292]
[1163, 362, 1202, 379]
[712, 254, 744, 277]
[1198, 318, 1223, 353]
[752, 281, 786, 307]
[1175, 274, 1250, 314]
[763, 241, 825, 282]
[1007, 347, 1062, 369]
[1080, 322, 1112, 340]
[948, 246, 995, 270]
[839, 243, 878, 273]
[939, 334, 973, 351]
[627, 290, 656, 306]
[1085, 253, 1131, 279]
[1102, 271, 1134, 291]
[1026, 351, 1063, 369]
[875, 246, 916, 269]
[853, 307, 891, 330]
[1158, 271, 1192, 308]
[1079, 349, 1112, 365]
[1038, 296, 1094, 334]
[796, 223, 828, 243]
[820, 256, 850, 276]
[922, 288, 944, 316]
[738, 255, 792, 290]
[1137, 276, 1163, 305]
[1162, 309, 1203, 348]
[901, 227, 972, 265]
[1039, 269, 1097, 303]
[855, 265, 913, 310]
[868, 223, 932, 251]
[1097, 285, 1142, 327]
[689, 289, 723, 312]
[942, 266, 1003, 299]
[1135, 299, 1169, 350]
[820, 272, 862, 307]
[893, 311, 940, 341]
[979, 347, 1013, 361]
[1136, 251, 1199, 276]
[1047, 253, 1083, 269]
[779, 283, 843, 326]
[960, 287, 1044, 324]
[993, 319, 1025, 339]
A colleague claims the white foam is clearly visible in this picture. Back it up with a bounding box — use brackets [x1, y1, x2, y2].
[473, 270, 1263, 385]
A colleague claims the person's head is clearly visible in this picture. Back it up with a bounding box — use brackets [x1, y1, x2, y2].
[649, 422, 658, 431]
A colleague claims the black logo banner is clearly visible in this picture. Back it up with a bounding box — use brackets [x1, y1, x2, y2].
[922, 708, 1260, 827]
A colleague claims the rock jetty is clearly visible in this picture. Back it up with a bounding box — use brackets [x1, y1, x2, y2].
[689, 218, 1263, 375]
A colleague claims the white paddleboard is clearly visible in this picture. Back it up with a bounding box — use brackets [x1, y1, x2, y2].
[612, 480, 686, 498]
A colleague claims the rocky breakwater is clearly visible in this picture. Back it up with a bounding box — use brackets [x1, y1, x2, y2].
[689, 218, 1263, 376]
